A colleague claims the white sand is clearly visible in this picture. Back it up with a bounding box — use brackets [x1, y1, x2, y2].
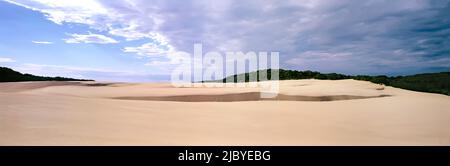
[0, 80, 449, 145]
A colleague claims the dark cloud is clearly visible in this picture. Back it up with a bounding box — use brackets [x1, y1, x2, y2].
[7, 0, 450, 76]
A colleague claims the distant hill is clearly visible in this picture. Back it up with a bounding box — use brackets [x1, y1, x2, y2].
[0, 66, 93, 82]
[209, 69, 450, 96]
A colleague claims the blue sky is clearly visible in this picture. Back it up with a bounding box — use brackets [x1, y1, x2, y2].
[0, 0, 449, 82]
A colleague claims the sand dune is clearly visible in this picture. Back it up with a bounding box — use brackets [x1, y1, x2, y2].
[0, 81, 83, 92]
[0, 80, 449, 145]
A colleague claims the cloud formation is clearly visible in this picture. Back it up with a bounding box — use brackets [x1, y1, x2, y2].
[64, 33, 118, 44]
[0, 57, 15, 63]
[123, 42, 173, 57]
[32, 41, 52, 44]
[5, 0, 450, 75]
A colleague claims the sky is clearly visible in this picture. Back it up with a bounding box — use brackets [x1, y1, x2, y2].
[0, 0, 449, 82]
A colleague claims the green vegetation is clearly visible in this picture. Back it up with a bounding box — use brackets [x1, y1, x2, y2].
[3, 65, 448, 96]
[210, 69, 450, 96]
[389, 73, 450, 96]
[0, 66, 93, 82]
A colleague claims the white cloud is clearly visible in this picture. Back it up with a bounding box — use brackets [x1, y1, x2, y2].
[32, 41, 52, 44]
[144, 51, 191, 66]
[0, 57, 16, 63]
[143, 51, 193, 74]
[123, 42, 173, 57]
[6, 0, 450, 74]
[5, 0, 174, 55]
[5, 0, 108, 26]
[64, 33, 118, 44]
